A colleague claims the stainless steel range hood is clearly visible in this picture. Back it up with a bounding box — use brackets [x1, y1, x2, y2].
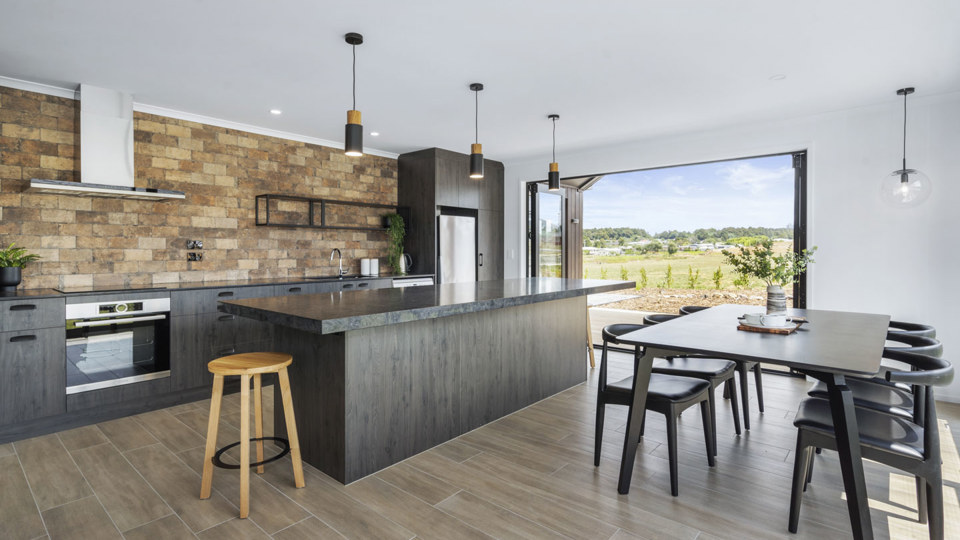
[29, 85, 185, 201]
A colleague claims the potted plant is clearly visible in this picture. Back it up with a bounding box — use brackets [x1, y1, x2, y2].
[722, 239, 816, 314]
[0, 243, 41, 292]
[384, 213, 406, 275]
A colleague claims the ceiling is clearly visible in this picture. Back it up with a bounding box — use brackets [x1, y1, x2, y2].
[1, 0, 958, 163]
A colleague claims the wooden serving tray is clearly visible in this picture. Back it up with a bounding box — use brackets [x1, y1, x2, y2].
[737, 322, 802, 335]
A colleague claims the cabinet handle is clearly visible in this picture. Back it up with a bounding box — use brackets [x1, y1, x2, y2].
[479, 253, 484, 266]
[217, 347, 236, 356]
[218, 315, 236, 322]
[10, 335, 37, 342]
[288, 287, 302, 293]
[10, 304, 37, 311]
[342, 284, 354, 289]
[217, 291, 235, 297]
[358, 282, 369, 288]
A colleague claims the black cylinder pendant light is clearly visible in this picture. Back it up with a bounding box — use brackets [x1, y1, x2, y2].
[344, 32, 364, 157]
[547, 114, 560, 191]
[469, 83, 484, 179]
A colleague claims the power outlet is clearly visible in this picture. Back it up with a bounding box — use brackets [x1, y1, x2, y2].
[187, 252, 203, 262]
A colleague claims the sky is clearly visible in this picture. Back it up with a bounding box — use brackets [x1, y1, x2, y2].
[582, 154, 795, 233]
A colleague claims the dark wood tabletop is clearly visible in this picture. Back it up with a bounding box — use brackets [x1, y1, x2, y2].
[617, 304, 890, 377]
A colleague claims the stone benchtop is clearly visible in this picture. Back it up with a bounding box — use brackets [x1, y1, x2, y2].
[219, 278, 634, 334]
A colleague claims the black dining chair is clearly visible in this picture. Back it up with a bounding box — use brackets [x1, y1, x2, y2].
[807, 333, 942, 423]
[789, 350, 954, 539]
[888, 320, 937, 339]
[595, 323, 715, 496]
[676, 306, 766, 428]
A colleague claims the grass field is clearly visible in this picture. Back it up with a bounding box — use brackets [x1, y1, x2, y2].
[584, 241, 795, 293]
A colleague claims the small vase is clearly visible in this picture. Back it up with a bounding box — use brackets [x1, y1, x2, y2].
[766, 284, 787, 315]
[0, 267, 22, 292]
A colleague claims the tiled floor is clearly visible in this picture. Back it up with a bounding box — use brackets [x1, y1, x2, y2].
[2, 351, 959, 539]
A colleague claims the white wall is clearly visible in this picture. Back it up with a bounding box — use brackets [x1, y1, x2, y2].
[503, 91, 960, 401]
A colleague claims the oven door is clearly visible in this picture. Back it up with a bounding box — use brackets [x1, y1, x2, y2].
[66, 313, 171, 394]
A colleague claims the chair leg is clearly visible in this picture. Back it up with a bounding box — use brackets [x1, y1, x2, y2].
[927, 473, 944, 540]
[789, 433, 811, 533]
[200, 374, 224, 500]
[639, 410, 646, 438]
[915, 476, 928, 524]
[706, 383, 718, 457]
[700, 400, 715, 467]
[254, 374, 264, 474]
[727, 377, 742, 436]
[738, 363, 751, 430]
[278, 367, 305, 488]
[594, 402, 605, 467]
[239, 374, 251, 518]
[666, 408, 679, 496]
[753, 363, 765, 413]
[804, 446, 815, 490]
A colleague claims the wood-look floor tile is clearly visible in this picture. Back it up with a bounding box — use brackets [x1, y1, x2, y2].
[134, 411, 205, 452]
[174, 408, 243, 452]
[14, 434, 91, 511]
[41, 496, 121, 539]
[258, 463, 415, 540]
[125, 444, 236, 532]
[435, 490, 569, 540]
[58, 425, 107, 451]
[177, 446, 310, 535]
[98, 416, 158, 452]
[345, 476, 492, 540]
[271, 517, 344, 540]
[122, 514, 196, 540]
[609, 529, 650, 540]
[196, 518, 269, 539]
[0, 442, 15, 457]
[374, 462, 461, 505]
[0, 454, 46, 540]
[71, 442, 171, 532]
[430, 440, 482, 463]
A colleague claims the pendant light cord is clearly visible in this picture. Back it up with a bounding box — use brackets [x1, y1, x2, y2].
[352, 44, 357, 110]
[901, 90, 907, 170]
[474, 89, 479, 144]
[552, 117, 557, 162]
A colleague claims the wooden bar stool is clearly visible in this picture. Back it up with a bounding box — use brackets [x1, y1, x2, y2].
[199, 352, 305, 518]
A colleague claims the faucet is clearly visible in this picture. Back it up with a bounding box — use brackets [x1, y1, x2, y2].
[329, 248, 347, 277]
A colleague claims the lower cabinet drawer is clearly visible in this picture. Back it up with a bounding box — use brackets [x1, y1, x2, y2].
[0, 327, 66, 425]
[0, 298, 65, 333]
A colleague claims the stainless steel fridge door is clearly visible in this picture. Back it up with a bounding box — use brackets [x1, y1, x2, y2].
[438, 214, 477, 283]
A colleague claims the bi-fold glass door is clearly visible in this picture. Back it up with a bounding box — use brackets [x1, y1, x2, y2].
[526, 183, 565, 277]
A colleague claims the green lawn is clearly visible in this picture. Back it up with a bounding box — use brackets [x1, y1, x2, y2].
[584, 241, 794, 292]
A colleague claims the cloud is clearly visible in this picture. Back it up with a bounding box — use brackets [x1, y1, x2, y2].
[660, 175, 700, 195]
[720, 163, 793, 195]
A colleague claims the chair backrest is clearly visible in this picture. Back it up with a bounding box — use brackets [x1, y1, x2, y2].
[643, 313, 680, 325]
[881, 349, 954, 461]
[679, 305, 709, 315]
[888, 320, 937, 339]
[884, 332, 943, 358]
[602, 323, 648, 345]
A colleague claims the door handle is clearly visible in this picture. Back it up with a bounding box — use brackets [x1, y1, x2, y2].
[217, 315, 236, 322]
[288, 287, 302, 293]
[74, 314, 167, 327]
[479, 253, 483, 266]
[10, 335, 36, 342]
[10, 304, 37, 311]
[217, 291, 235, 297]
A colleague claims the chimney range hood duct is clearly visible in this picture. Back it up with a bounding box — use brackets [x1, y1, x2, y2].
[29, 84, 185, 201]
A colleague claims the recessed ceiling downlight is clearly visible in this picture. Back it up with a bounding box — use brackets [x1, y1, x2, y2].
[269, 109, 282, 115]
[769, 74, 787, 81]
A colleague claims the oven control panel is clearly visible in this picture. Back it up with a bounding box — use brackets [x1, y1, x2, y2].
[66, 297, 171, 320]
[99, 302, 143, 314]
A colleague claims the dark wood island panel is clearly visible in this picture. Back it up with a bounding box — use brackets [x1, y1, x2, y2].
[271, 295, 586, 483]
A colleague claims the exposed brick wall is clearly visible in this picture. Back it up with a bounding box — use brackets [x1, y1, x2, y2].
[0, 86, 398, 290]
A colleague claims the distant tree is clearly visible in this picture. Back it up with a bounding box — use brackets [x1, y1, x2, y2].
[687, 265, 701, 289]
[638, 268, 648, 289]
[667, 242, 678, 255]
[662, 264, 674, 288]
[619, 266, 628, 281]
[712, 266, 723, 289]
[600, 265, 608, 280]
[733, 272, 751, 288]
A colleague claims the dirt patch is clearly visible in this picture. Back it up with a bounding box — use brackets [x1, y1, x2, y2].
[604, 287, 783, 315]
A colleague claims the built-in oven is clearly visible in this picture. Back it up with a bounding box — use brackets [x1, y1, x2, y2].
[65, 297, 171, 394]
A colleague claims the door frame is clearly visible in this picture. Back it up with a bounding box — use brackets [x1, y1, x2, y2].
[526, 182, 567, 278]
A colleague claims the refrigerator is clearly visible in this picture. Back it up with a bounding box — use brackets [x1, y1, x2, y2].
[438, 213, 477, 284]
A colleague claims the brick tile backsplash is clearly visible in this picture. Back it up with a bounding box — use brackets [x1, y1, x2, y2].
[0, 86, 398, 289]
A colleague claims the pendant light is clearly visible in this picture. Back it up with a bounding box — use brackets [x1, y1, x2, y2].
[344, 32, 364, 157]
[880, 87, 931, 207]
[469, 83, 484, 179]
[547, 114, 560, 191]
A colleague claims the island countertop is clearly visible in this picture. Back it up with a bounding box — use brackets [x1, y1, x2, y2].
[219, 278, 633, 334]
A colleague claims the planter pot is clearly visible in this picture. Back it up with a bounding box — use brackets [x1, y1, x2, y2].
[0, 267, 22, 292]
[766, 284, 787, 315]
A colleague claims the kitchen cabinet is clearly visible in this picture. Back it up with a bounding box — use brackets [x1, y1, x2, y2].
[0, 326, 65, 425]
[0, 298, 64, 333]
[398, 148, 504, 277]
[170, 284, 279, 317]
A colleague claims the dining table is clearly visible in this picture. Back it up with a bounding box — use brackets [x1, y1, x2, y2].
[615, 304, 890, 540]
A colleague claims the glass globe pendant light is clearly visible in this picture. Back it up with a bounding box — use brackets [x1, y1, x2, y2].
[469, 83, 484, 179]
[880, 87, 931, 207]
[343, 32, 364, 157]
[547, 114, 560, 191]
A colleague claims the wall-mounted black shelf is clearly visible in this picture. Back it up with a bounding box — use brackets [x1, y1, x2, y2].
[255, 194, 407, 231]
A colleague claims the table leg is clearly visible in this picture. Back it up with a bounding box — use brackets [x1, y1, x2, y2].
[822, 373, 873, 540]
[617, 348, 653, 494]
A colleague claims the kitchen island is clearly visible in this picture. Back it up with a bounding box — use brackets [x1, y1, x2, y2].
[220, 278, 632, 483]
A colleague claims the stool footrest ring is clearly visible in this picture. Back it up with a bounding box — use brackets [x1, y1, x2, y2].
[212, 436, 290, 470]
